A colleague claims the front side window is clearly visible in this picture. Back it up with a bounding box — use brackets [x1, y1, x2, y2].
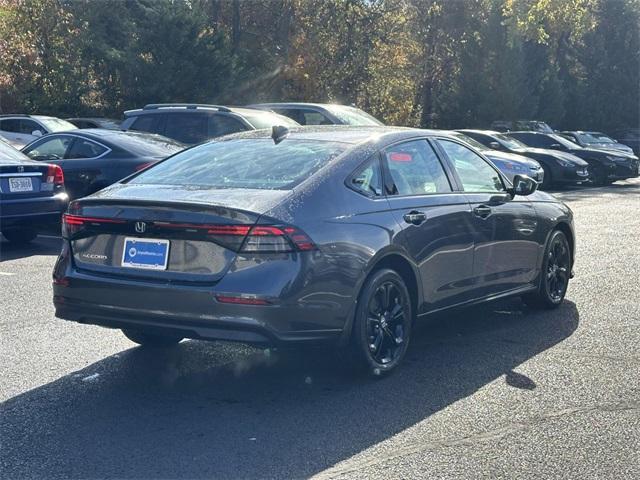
[383, 140, 451, 196]
[438, 139, 504, 193]
[66, 138, 108, 159]
[130, 138, 348, 190]
[24, 136, 74, 161]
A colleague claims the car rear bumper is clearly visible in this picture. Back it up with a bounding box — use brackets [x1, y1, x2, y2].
[52, 244, 353, 346]
[0, 193, 68, 229]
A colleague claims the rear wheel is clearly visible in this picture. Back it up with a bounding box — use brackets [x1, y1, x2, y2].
[523, 230, 571, 309]
[122, 329, 183, 347]
[350, 269, 412, 377]
[2, 228, 37, 244]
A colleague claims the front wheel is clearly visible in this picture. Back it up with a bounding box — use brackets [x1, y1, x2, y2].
[523, 230, 571, 309]
[2, 228, 37, 244]
[122, 329, 183, 347]
[350, 269, 413, 377]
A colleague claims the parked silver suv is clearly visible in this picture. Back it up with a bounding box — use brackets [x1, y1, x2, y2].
[0, 114, 77, 148]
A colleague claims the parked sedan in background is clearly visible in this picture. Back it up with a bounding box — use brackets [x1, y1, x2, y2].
[0, 114, 77, 148]
[490, 120, 554, 133]
[21, 130, 183, 200]
[121, 103, 299, 144]
[446, 131, 544, 185]
[508, 131, 640, 186]
[247, 103, 384, 126]
[66, 117, 122, 130]
[53, 126, 574, 376]
[457, 129, 589, 189]
[610, 128, 640, 155]
[560, 131, 635, 155]
[0, 137, 67, 244]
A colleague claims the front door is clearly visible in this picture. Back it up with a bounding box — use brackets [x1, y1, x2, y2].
[436, 138, 539, 298]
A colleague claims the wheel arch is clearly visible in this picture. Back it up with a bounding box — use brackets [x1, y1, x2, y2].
[338, 250, 422, 345]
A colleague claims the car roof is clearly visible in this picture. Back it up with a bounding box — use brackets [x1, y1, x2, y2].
[212, 125, 456, 146]
[457, 129, 503, 136]
[249, 102, 359, 110]
[66, 117, 120, 122]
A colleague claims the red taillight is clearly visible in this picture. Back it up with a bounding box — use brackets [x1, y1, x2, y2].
[240, 225, 316, 253]
[46, 164, 64, 185]
[215, 295, 271, 306]
[134, 161, 155, 171]
[62, 214, 126, 237]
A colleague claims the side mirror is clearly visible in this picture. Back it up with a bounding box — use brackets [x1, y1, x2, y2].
[31, 130, 43, 137]
[550, 143, 563, 150]
[509, 174, 538, 197]
[489, 141, 501, 150]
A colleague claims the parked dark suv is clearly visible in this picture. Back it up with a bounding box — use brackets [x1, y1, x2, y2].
[120, 104, 299, 144]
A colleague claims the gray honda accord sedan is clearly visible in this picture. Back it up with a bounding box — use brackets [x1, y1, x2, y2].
[53, 126, 575, 375]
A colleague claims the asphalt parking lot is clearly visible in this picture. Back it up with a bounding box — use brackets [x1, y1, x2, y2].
[1, 179, 639, 480]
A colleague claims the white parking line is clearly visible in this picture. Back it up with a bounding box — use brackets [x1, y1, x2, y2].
[0, 272, 15, 276]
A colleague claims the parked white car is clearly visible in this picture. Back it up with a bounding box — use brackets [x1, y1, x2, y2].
[0, 115, 77, 148]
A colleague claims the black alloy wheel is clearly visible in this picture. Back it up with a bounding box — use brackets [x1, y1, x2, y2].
[352, 269, 412, 376]
[524, 230, 571, 309]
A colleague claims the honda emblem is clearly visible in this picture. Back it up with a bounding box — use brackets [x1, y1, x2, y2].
[134, 222, 146, 233]
[17, 166, 24, 173]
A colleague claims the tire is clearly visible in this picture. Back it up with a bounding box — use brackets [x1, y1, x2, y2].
[523, 230, 571, 309]
[2, 228, 37, 244]
[591, 166, 607, 186]
[540, 164, 552, 190]
[122, 329, 183, 347]
[349, 269, 413, 377]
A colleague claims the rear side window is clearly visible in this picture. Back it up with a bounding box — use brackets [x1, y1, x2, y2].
[438, 139, 504, 193]
[164, 113, 208, 143]
[208, 115, 246, 137]
[350, 159, 382, 196]
[130, 138, 347, 190]
[129, 115, 162, 135]
[383, 140, 451, 196]
[66, 138, 108, 159]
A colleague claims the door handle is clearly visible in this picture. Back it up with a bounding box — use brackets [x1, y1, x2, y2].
[403, 210, 427, 225]
[473, 205, 492, 218]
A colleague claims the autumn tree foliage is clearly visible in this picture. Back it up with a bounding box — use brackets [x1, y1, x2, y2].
[0, 0, 638, 131]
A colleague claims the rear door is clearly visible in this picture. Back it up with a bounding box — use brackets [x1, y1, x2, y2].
[435, 138, 539, 298]
[382, 138, 476, 311]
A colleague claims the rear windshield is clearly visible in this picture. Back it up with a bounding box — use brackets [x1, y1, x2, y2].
[0, 138, 30, 162]
[38, 118, 78, 132]
[130, 138, 347, 190]
[325, 105, 383, 126]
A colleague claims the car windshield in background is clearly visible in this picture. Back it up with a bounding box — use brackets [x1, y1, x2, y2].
[112, 132, 185, 157]
[243, 112, 299, 129]
[449, 133, 489, 151]
[496, 134, 528, 150]
[325, 105, 383, 126]
[578, 132, 616, 145]
[130, 138, 348, 190]
[549, 133, 582, 149]
[38, 118, 78, 132]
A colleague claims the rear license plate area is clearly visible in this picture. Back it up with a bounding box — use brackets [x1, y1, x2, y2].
[8, 177, 33, 192]
[121, 237, 170, 270]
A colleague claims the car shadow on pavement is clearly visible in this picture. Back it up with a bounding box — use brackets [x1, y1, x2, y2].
[0, 298, 579, 479]
[548, 178, 640, 203]
[0, 235, 62, 262]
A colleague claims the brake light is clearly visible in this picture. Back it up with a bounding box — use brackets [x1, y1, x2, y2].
[240, 225, 316, 253]
[46, 164, 64, 185]
[134, 161, 155, 171]
[62, 214, 126, 237]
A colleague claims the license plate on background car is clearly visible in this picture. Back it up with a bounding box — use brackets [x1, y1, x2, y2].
[121, 237, 170, 270]
[8, 177, 33, 192]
